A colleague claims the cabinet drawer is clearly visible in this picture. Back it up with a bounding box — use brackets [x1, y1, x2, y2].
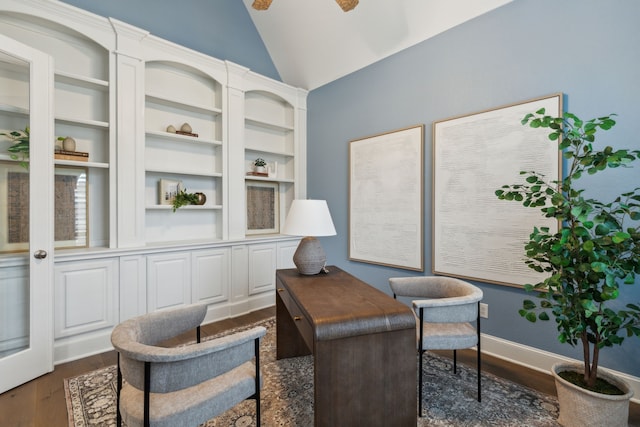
[277, 286, 314, 351]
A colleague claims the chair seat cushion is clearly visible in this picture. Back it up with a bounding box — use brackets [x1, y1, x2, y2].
[120, 361, 259, 427]
[419, 321, 477, 350]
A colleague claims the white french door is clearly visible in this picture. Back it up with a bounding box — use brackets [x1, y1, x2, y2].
[0, 33, 54, 394]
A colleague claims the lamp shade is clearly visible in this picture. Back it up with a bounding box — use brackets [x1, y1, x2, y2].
[282, 199, 336, 237]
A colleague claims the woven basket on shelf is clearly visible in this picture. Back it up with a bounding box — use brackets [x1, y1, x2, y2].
[252, 0, 273, 10]
[335, 0, 358, 12]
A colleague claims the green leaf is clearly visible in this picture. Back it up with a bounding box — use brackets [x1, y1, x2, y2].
[612, 231, 630, 243]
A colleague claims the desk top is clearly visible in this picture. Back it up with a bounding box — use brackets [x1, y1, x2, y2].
[276, 266, 416, 341]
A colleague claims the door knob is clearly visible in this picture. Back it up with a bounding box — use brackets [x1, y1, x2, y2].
[33, 250, 47, 259]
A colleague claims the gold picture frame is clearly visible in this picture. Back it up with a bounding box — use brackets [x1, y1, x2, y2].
[432, 93, 562, 287]
[348, 125, 424, 271]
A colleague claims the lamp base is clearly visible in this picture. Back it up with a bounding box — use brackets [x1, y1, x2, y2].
[293, 236, 327, 275]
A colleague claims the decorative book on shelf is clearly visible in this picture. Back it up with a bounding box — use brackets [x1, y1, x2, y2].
[247, 171, 269, 177]
[54, 150, 89, 162]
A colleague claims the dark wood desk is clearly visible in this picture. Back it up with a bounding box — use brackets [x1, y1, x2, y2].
[276, 266, 417, 426]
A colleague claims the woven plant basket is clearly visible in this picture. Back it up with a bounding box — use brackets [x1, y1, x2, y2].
[552, 362, 633, 427]
[336, 0, 358, 12]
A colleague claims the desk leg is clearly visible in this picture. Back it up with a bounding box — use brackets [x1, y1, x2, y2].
[314, 329, 417, 427]
[276, 291, 312, 360]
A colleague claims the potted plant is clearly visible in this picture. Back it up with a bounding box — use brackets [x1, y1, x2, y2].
[2, 127, 76, 169]
[172, 188, 205, 212]
[495, 109, 640, 427]
[253, 157, 267, 173]
[1, 126, 30, 169]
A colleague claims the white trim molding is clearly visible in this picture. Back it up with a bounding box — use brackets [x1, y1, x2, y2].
[481, 333, 640, 404]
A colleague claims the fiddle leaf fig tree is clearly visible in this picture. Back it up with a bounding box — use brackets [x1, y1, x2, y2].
[495, 109, 640, 390]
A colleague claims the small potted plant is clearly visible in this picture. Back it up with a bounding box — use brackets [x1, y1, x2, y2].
[496, 109, 640, 427]
[253, 157, 267, 173]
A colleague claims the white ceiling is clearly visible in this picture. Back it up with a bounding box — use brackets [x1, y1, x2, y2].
[243, 0, 513, 90]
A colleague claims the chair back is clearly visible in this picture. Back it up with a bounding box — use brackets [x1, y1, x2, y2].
[390, 276, 482, 323]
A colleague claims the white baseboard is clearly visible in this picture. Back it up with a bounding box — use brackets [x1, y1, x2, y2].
[54, 329, 113, 365]
[481, 333, 640, 404]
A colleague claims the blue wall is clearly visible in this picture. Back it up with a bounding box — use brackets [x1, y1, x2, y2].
[307, 0, 640, 378]
[59, 0, 281, 81]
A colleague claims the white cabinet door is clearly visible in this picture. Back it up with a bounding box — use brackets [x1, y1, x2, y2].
[54, 259, 119, 338]
[248, 243, 277, 295]
[192, 248, 229, 304]
[147, 252, 191, 311]
[277, 239, 299, 269]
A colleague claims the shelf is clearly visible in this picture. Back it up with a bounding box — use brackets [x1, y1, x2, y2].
[245, 116, 294, 132]
[146, 204, 223, 210]
[55, 115, 109, 129]
[245, 145, 294, 157]
[0, 154, 108, 169]
[145, 167, 222, 178]
[146, 93, 222, 116]
[55, 159, 109, 169]
[55, 71, 109, 90]
[0, 103, 29, 117]
[145, 130, 222, 146]
[244, 176, 294, 184]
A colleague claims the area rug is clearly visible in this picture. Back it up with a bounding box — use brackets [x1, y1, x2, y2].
[64, 317, 560, 426]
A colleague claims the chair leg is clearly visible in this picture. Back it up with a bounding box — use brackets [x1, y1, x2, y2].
[255, 337, 261, 427]
[116, 354, 122, 427]
[144, 361, 151, 427]
[453, 349, 457, 374]
[477, 304, 482, 402]
[418, 308, 424, 417]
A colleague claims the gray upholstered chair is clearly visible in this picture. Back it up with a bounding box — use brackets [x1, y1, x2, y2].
[110, 304, 266, 427]
[389, 276, 483, 417]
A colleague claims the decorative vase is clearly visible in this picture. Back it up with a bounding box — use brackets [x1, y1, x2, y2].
[194, 192, 206, 205]
[255, 166, 267, 174]
[552, 362, 633, 427]
[62, 136, 76, 151]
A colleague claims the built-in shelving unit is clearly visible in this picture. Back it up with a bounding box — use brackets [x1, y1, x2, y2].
[244, 90, 297, 231]
[0, 0, 306, 368]
[144, 61, 224, 244]
[0, 11, 113, 249]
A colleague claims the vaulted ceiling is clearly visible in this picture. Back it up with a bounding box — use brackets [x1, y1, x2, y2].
[242, 0, 513, 90]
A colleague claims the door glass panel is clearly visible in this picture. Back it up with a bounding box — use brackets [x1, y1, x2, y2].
[0, 50, 30, 358]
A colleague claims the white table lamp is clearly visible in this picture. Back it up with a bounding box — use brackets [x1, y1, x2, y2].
[282, 199, 337, 275]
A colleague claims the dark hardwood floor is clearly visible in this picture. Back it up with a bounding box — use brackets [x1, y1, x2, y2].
[1, 305, 638, 426]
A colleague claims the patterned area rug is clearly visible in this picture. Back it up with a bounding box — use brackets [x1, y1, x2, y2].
[64, 317, 560, 426]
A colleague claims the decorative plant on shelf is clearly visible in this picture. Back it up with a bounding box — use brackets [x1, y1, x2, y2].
[495, 109, 640, 395]
[172, 188, 199, 212]
[2, 127, 72, 170]
[1, 126, 30, 169]
[253, 158, 267, 170]
[171, 188, 205, 212]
